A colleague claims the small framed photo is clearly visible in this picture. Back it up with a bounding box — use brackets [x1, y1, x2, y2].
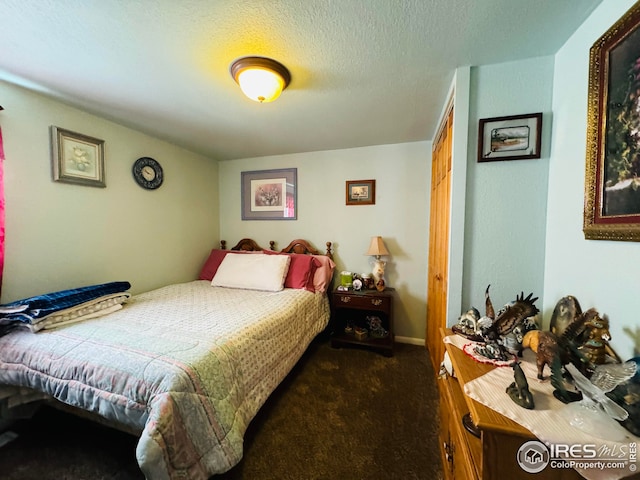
[346, 179, 376, 205]
[241, 168, 297, 220]
[50, 126, 105, 187]
[477, 113, 542, 162]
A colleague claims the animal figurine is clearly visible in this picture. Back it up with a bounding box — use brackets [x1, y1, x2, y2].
[506, 362, 534, 409]
[463, 286, 539, 362]
[522, 329, 580, 403]
[565, 363, 630, 421]
[552, 307, 621, 376]
[607, 357, 640, 436]
[372, 259, 386, 287]
[581, 312, 621, 364]
[481, 287, 539, 341]
[522, 330, 560, 380]
[452, 307, 484, 341]
[561, 363, 632, 441]
[550, 295, 582, 338]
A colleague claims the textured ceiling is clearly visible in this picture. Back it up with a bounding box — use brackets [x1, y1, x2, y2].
[0, 0, 603, 161]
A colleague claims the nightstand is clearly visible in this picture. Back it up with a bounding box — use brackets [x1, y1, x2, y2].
[330, 287, 394, 356]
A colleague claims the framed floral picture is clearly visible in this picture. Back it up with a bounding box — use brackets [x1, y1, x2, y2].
[241, 168, 297, 220]
[583, 2, 640, 241]
[50, 126, 105, 187]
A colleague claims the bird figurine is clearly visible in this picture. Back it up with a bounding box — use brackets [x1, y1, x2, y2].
[549, 295, 582, 338]
[481, 286, 539, 341]
[561, 363, 633, 441]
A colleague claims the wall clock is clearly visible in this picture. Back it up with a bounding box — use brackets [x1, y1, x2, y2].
[132, 157, 163, 190]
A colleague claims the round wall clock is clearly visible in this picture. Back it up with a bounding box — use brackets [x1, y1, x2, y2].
[132, 157, 163, 190]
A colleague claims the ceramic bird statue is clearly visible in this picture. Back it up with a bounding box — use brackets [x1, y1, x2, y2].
[481, 286, 539, 341]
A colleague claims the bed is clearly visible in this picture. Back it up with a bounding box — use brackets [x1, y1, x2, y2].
[0, 238, 335, 479]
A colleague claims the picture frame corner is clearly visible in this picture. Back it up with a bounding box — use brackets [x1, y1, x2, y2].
[582, 1, 640, 242]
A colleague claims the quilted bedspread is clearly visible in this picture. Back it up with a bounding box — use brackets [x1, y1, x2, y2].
[0, 281, 330, 479]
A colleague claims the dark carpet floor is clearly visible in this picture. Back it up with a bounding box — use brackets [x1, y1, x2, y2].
[0, 339, 442, 480]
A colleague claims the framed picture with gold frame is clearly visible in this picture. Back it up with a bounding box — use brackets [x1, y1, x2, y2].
[584, 2, 640, 241]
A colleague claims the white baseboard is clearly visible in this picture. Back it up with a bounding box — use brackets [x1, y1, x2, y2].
[395, 336, 425, 346]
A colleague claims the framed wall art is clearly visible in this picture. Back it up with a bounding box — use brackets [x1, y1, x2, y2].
[346, 179, 376, 205]
[583, 2, 640, 241]
[50, 126, 105, 187]
[241, 168, 297, 220]
[477, 113, 542, 162]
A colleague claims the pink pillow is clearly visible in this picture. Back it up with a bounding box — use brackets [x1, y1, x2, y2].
[199, 249, 228, 280]
[310, 255, 336, 293]
[198, 249, 263, 281]
[263, 250, 319, 292]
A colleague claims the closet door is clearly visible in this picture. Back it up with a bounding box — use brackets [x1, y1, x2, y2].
[426, 107, 452, 371]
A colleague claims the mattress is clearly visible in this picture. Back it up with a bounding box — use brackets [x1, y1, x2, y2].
[0, 280, 330, 479]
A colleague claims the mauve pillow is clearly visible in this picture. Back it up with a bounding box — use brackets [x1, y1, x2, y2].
[198, 249, 263, 281]
[311, 255, 336, 293]
[263, 251, 320, 292]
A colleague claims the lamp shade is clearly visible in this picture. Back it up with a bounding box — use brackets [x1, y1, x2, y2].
[230, 56, 291, 103]
[366, 236, 390, 257]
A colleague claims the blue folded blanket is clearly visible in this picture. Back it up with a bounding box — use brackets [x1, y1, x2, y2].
[0, 281, 131, 325]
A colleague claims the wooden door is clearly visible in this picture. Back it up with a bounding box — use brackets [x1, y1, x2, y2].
[426, 107, 453, 371]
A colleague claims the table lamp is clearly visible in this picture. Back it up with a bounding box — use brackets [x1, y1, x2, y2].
[366, 236, 390, 291]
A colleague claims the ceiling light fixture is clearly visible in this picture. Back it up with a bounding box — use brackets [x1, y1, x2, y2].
[230, 56, 291, 103]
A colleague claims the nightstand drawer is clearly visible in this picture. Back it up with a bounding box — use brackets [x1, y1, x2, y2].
[335, 294, 390, 311]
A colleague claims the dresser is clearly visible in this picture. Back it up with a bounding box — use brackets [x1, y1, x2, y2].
[438, 329, 583, 479]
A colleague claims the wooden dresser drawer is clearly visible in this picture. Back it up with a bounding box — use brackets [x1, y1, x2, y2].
[335, 294, 390, 311]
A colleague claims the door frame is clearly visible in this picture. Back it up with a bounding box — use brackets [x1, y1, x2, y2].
[428, 67, 470, 340]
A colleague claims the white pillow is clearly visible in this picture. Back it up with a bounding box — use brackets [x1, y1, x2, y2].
[211, 252, 291, 291]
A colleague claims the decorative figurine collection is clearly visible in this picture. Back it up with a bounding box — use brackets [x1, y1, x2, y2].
[452, 287, 640, 439]
[452, 285, 539, 360]
[337, 271, 382, 292]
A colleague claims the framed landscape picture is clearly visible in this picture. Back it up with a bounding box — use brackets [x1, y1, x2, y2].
[346, 179, 376, 205]
[478, 113, 542, 162]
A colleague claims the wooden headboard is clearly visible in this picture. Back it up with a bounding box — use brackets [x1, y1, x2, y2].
[220, 238, 333, 258]
[220, 238, 266, 251]
[279, 239, 333, 258]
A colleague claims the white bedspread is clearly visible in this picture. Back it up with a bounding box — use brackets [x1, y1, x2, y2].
[0, 280, 330, 479]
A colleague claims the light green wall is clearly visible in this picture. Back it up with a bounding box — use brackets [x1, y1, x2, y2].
[0, 81, 219, 301]
[218, 142, 431, 342]
[544, 0, 639, 360]
[461, 56, 554, 318]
